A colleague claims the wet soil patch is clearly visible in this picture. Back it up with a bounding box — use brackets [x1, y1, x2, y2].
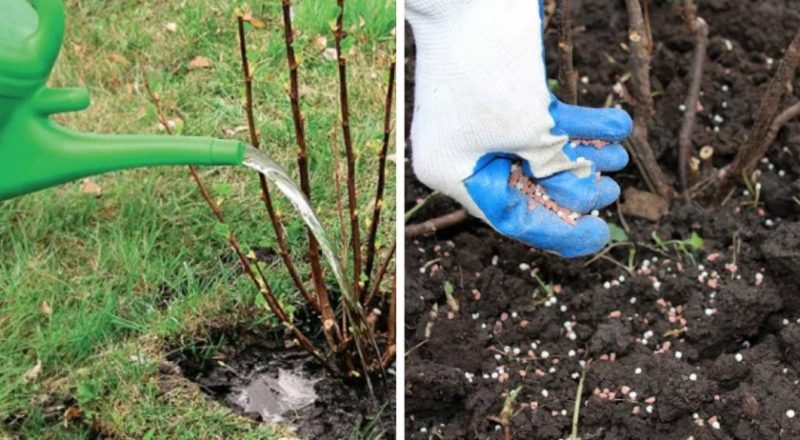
[168, 325, 395, 439]
[405, 0, 800, 438]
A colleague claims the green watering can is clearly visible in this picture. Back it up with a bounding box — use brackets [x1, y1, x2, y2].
[0, 0, 247, 201]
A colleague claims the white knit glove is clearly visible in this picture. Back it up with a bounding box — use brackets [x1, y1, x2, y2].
[407, 0, 632, 257]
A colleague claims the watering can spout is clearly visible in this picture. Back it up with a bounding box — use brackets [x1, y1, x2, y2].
[0, 0, 247, 201]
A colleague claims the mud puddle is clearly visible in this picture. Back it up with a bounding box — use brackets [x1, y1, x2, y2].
[169, 325, 395, 439]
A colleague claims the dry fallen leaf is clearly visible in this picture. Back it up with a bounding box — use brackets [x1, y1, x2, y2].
[107, 53, 127, 64]
[313, 35, 328, 51]
[63, 406, 83, 428]
[189, 56, 212, 70]
[40, 301, 53, 316]
[24, 361, 42, 383]
[242, 12, 265, 29]
[79, 179, 103, 196]
[620, 188, 669, 222]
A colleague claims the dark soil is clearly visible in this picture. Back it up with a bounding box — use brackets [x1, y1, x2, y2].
[405, 0, 800, 438]
[168, 324, 395, 439]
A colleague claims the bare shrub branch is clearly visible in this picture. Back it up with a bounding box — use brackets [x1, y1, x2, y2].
[280, 1, 341, 354]
[237, 16, 319, 312]
[624, 0, 675, 199]
[364, 60, 396, 295]
[145, 83, 329, 371]
[555, 0, 578, 104]
[718, 30, 800, 198]
[678, 17, 709, 193]
[334, 0, 364, 300]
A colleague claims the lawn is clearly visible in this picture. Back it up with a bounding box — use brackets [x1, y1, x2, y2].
[0, 0, 395, 438]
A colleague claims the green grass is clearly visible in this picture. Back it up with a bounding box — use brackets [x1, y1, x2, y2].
[0, 0, 395, 438]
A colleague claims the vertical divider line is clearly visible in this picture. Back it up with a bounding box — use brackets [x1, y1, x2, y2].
[395, 0, 406, 436]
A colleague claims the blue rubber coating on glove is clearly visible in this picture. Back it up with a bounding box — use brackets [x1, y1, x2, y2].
[550, 98, 634, 142]
[537, 168, 621, 213]
[562, 142, 630, 173]
[465, 155, 610, 258]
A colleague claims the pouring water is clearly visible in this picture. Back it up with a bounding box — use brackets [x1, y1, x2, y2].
[242, 147, 356, 308]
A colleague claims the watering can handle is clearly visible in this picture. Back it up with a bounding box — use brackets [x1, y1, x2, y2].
[0, 0, 248, 201]
[0, 0, 65, 93]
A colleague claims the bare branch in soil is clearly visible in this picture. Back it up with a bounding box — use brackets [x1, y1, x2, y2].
[405, 209, 469, 238]
[334, 0, 364, 300]
[281, 1, 341, 353]
[380, 271, 397, 369]
[718, 30, 800, 198]
[145, 84, 330, 371]
[364, 60, 396, 296]
[624, 0, 675, 199]
[366, 240, 396, 307]
[678, 16, 709, 194]
[237, 17, 319, 312]
[555, 0, 578, 105]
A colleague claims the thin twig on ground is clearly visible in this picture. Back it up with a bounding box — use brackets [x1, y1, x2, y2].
[405, 209, 469, 239]
[555, 0, 578, 104]
[364, 60, 397, 295]
[624, 0, 675, 199]
[678, 16, 709, 194]
[718, 30, 800, 198]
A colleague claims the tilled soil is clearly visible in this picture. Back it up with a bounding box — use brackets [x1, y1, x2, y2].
[405, 0, 800, 438]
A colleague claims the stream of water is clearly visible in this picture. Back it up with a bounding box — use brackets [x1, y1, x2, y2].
[242, 147, 353, 303]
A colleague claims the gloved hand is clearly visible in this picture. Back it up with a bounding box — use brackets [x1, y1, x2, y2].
[407, 0, 631, 258]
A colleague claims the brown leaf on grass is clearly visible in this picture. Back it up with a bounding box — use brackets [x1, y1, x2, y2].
[106, 53, 127, 64]
[24, 360, 42, 383]
[188, 56, 212, 70]
[79, 179, 103, 197]
[242, 12, 266, 29]
[63, 406, 83, 428]
[313, 35, 328, 51]
[40, 302, 53, 316]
